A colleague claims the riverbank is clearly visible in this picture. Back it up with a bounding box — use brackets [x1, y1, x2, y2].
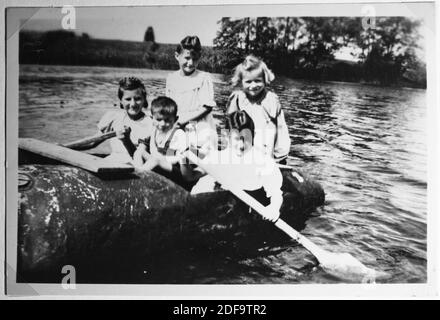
[19, 30, 225, 73]
[19, 30, 426, 88]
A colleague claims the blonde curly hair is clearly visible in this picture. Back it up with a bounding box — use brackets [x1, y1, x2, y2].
[231, 55, 275, 87]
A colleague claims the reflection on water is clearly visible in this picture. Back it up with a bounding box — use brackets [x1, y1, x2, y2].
[18, 65, 427, 283]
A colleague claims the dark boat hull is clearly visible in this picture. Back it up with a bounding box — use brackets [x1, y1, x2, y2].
[17, 151, 325, 282]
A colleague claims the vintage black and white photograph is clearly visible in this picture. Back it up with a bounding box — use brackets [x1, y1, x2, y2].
[4, 1, 435, 295]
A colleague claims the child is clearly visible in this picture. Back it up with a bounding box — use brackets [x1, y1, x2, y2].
[97, 77, 153, 164]
[191, 110, 283, 222]
[165, 35, 218, 156]
[135, 96, 195, 189]
[226, 55, 291, 164]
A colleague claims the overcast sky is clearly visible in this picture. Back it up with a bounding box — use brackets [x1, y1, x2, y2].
[18, 6, 232, 45]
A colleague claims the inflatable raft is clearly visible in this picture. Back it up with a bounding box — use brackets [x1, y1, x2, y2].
[17, 145, 325, 282]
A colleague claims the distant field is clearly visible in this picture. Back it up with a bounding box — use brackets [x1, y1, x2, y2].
[19, 30, 426, 88]
[19, 30, 229, 74]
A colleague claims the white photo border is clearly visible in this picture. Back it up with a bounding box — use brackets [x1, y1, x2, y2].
[1, 0, 438, 299]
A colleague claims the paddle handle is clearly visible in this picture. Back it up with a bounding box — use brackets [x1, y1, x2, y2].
[277, 163, 294, 170]
[63, 131, 117, 149]
[274, 219, 327, 258]
[232, 183, 328, 259]
[19, 138, 134, 174]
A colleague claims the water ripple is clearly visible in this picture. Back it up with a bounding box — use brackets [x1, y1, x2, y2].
[18, 65, 427, 284]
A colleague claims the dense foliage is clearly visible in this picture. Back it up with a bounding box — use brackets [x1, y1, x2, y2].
[213, 17, 426, 87]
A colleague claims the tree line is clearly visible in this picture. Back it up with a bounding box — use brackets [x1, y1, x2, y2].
[19, 17, 426, 88]
[213, 17, 426, 87]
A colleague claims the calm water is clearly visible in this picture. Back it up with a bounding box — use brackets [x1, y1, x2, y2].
[19, 64, 427, 284]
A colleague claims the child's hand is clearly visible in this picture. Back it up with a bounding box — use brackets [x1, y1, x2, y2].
[262, 192, 282, 223]
[261, 206, 280, 223]
[150, 145, 161, 157]
[133, 149, 145, 168]
[116, 126, 131, 140]
[155, 152, 168, 164]
[139, 156, 160, 171]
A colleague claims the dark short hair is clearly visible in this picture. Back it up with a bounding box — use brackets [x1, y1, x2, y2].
[118, 77, 148, 102]
[227, 110, 255, 141]
[176, 36, 202, 58]
[151, 96, 178, 118]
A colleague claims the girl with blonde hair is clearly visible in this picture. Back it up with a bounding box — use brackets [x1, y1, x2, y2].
[226, 55, 291, 164]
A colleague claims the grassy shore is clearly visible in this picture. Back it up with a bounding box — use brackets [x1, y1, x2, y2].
[19, 30, 426, 88]
[19, 30, 227, 73]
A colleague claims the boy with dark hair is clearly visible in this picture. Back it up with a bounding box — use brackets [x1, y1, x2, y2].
[135, 96, 195, 189]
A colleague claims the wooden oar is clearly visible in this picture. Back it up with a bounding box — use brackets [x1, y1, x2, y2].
[63, 131, 117, 149]
[20, 137, 133, 174]
[184, 150, 379, 283]
[277, 163, 295, 170]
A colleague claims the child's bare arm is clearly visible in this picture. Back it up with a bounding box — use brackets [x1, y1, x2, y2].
[260, 162, 283, 222]
[140, 152, 173, 172]
[133, 144, 148, 167]
[140, 157, 159, 171]
[116, 126, 137, 157]
[274, 109, 291, 162]
[153, 154, 173, 172]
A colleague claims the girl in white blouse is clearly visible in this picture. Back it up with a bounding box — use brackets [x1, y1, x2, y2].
[97, 77, 153, 164]
[226, 55, 291, 164]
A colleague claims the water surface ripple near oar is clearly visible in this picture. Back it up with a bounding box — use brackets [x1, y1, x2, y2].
[185, 150, 383, 283]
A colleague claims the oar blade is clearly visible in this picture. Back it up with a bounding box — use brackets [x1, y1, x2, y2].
[318, 251, 378, 283]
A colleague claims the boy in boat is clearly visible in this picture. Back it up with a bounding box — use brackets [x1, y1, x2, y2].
[165, 35, 218, 158]
[134, 96, 196, 190]
[191, 110, 283, 222]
